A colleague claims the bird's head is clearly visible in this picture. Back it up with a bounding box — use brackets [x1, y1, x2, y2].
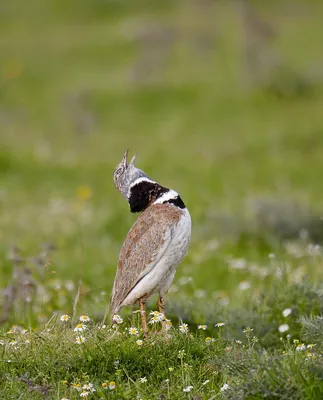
[113, 150, 152, 200]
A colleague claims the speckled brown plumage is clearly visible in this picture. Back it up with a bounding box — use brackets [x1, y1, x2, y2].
[110, 203, 184, 317]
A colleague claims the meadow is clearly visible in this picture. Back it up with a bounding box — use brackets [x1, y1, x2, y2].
[1, 1, 323, 398]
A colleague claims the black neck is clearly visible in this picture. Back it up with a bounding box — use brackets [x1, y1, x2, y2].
[164, 196, 186, 209]
[129, 181, 168, 213]
[129, 181, 186, 213]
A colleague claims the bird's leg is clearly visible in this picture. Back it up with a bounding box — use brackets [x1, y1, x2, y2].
[139, 298, 148, 337]
[157, 296, 166, 332]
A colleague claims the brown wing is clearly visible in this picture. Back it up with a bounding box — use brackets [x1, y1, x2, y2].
[110, 204, 183, 316]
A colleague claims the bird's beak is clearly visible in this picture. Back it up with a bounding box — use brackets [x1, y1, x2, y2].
[122, 149, 129, 168]
[129, 154, 136, 166]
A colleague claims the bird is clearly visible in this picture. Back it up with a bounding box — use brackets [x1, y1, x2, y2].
[110, 150, 191, 334]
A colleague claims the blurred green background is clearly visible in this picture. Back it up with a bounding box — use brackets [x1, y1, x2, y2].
[1, 0, 323, 325]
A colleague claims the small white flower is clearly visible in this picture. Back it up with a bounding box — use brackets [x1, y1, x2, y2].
[139, 377, 147, 384]
[136, 339, 143, 346]
[296, 343, 306, 351]
[238, 281, 251, 290]
[282, 308, 292, 317]
[198, 325, 208, 330]
[71, 383, 82, 391]
[109, 381, 116, 390]
[235, 340, 242, 344]
[128, 327, 139, 336]
[82, 383, 95, 392]
[165, 319, 172, 330]
[149, 315, 162, 324]
[179, 323, 189, 333]
[215, 322, 226, 327]
[75, 336, 86, 344]
[80, 391, 90, 397]
[278, 324, 289, 333]
[112, 314, 123, 324]
[74, 323, 87, 332]
[79, 315, 91, 323]
[60, 314, 70, 322]
[220, 383, 229, 392]
[149, 311, 164, 321]
[183, 385, 194, 392]
[178, 349, 186, 359]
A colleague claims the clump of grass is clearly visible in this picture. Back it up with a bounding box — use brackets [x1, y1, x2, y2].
[0, 315, 224, 399]
[1, 276, 323, 399]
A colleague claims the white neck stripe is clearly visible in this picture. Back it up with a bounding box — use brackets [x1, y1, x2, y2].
[127, 177, 155, 198]
[153, 189, 179, 205]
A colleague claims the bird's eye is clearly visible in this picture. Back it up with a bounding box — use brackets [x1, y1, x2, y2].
[115, 167, 124, 180]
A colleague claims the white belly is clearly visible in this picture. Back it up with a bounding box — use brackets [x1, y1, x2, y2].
[121, 208, 191, 306]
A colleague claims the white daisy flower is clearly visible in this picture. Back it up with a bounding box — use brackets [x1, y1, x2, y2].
[79, 315, 90, 323]
[112, 314, 123, 324]
[71, 383, 82, 391]
[183, 385, 193, 392]
[165, 319, 173, 330]
[139, 377, 147, 384]
[296, 343, 306, 351]
[215, 322, 226, 327]
[197, 325, 207, 330]
[179, 323, 189, 333]
[74, 323, 87, 332]
[128, 327, 138, 336]
[82, 383, 95, 392]
[278, 324, 289, 333]
[109, 381, 116, 390]
[75, 336, 86, 344]
[282, 308, 292, 317]
[60, 314, 70, 322]
[220, 383, 229, 392]
[149, 315, 161, 324]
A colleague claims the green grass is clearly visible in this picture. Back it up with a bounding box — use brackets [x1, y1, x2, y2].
[1, 0, 323, 398]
